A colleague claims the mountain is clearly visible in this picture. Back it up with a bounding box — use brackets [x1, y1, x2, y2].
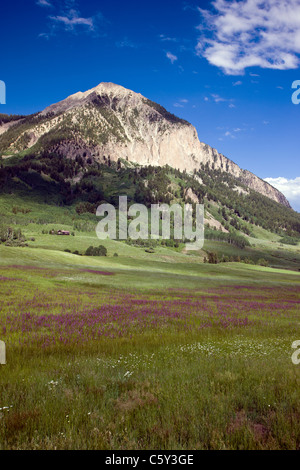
[0, 82, 291, 208]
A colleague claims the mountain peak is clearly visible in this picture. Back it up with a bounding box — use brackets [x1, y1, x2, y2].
[0, 82, 291, 208]
[41, 82, 143, 116]
[93, 82, 135, 93]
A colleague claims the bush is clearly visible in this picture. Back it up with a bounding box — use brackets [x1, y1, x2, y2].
[257, 258, 269, 267]
[205, 229, 250, 249]
[85, 245, 107, 257]
[208, 252, 218, 264]
[5, 240, 28, 247]
[278, 236, 299, 246]
[0, 225, 25, 243]
[75, 202, 96, 215]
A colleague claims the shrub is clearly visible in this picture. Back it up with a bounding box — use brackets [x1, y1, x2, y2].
[85, 245, 107, 257]
[0, 225, 25, 243]
[257, 258, 269, 267]
[75, 202, 96, 215]
[278, 236, 299, 246]
[208, 252, 218, 264]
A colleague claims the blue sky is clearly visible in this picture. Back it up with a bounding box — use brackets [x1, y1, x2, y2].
[1, 0, 300, 210]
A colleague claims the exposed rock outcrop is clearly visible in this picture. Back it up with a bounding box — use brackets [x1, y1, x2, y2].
[0, 82, 291, 208]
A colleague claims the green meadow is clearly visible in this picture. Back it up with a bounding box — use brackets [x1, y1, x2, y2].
[0, 195, 300, 450]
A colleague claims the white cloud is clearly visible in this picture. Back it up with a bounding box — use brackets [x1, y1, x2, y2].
[211, 93, 235, 107]
[211, 93, 226, 102]
[264, 177, 300, 211]
[233, 80, 242, 86]
[38, 1, 104, 38]
[49, 9, 96, 31]
[218, 126, 245, 140]
[116, 37, 138, 48]
[159, 34, 178, 42]
[38, 32, 51, 39]
[196, 0, 300, 75]
[224, 130, 235, 138]
[166, 52, 178, 64]
[173, 99, 189, 107]
[36, 0, 52, 6]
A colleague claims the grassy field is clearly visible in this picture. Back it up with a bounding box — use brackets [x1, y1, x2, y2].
[0, 197, 300, 450]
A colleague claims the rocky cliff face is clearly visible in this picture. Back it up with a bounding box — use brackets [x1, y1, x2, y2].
[0, 82, 291, 208]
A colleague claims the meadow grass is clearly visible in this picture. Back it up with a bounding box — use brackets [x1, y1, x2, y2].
[0, 246, 299, 450]
[0, 195, 299, 449]
[1, 192, 300, 270]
